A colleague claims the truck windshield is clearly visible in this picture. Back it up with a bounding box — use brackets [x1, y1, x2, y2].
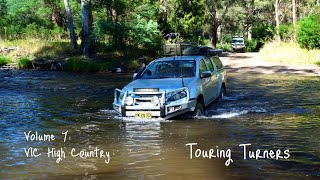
[141, 60, 196, 79]
[232, 39, 244, 43]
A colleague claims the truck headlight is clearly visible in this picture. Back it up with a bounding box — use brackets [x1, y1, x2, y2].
[151, 96, 160, 106]
[125, 96, 134, 106]
[166, 89, 187, 103]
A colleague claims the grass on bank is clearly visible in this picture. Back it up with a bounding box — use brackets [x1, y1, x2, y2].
[63, 56, 113, 72]
[0, 39, 151, 72]
[0, 56, 11, 66]
[259, 41, 320, 66]
[17, 56, 32, 69]
[0, 39, 115, 71]
[0, 39, 77, 60]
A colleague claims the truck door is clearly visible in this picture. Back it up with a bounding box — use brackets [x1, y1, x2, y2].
[199, 59, 214, 105]
[204, 57, 219, 100]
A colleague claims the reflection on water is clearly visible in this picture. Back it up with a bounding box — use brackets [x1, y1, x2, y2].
[0, 70, 320, 179]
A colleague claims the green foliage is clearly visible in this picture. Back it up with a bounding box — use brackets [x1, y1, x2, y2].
[0, 0, 68, 40]
[63, 56, 99, 72]
[245, 39, 258, 52]
[99, 61, 113, 71]
[279, 24, 294, 42]
[167, 0, 205, 42]
[0, 0, 8, 37]
[252, 23, 274, 50]
[93, 0, 161, 51]
[0, 0, 319, 72]
[0, 0, 7, 16]
[0, 56, 11, 66]
[297, 15, 320, 49]
[17, 56, 32, 69]
[216, 43, 232, 52]
[63, 56, 112, 72]
[93, 20, 129, 48]
[252, 23, 274, 42]
[221, 34, 233, 44]
[129, 14, 161, 48]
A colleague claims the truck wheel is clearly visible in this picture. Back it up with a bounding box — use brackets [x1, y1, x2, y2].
[219, 86, 226, 98]
[193, 101, 204, 117]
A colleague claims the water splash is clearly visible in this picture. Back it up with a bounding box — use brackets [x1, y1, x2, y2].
[210, 110, 249, 118]
[206, 107, 267, 119]
[119, 117, 171, 123]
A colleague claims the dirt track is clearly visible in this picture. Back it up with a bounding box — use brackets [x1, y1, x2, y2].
[221, 52, 320, 76]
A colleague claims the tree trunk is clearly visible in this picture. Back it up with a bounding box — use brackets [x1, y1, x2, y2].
[219, 25, 224, 44]
[111, 8, 117, 23]
[292, 0, 297, 41]
[159, 0, 168, 21]
[63, 0, 78, 49]
[209, 24, 219, 48]
[81, 0, 90, 55]
[248, 25, 252, 40]
[274, 0, 281, 42]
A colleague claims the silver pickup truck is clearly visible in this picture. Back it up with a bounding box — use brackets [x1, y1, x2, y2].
[113, 53, 227, 119]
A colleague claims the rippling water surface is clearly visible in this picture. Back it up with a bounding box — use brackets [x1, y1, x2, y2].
[0, 70, 319, 179]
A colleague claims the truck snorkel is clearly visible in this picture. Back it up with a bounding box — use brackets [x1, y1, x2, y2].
[133, 56, 148, 80]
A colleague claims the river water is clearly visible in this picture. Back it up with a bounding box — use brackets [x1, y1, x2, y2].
[0, 70, 319, 179]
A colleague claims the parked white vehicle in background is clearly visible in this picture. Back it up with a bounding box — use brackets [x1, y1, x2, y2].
[113, 46, 227, 119]
[232, 36, 245, 53]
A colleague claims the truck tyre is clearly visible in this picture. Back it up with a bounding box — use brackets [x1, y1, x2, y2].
[193, 101, 204, 117]
[219, 86, 227, 98]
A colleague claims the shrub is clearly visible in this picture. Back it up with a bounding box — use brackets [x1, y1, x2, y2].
[129, 14, 162, 49]
[0, 56, 11, 66]
[99, 62, 112, 71]
[216, 43, 232, 52]
[279, 24, 294, 41]
[221, 34, 233, 44]
[245, 39, 258, 52]
[297, 15, 320, 49]
[63, 56, 111, 72]
[252, 23, 275, 42]
[17, 57, 32, 69]
[252, 23, 275, 50]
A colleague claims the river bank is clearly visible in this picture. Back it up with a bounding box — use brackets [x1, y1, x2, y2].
[0, 39, 155, 72]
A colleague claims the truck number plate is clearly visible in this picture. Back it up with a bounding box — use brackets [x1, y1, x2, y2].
[135, 112, 152, 119]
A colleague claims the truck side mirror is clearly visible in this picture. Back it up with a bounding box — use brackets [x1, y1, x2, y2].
[133, 73, 137, 80]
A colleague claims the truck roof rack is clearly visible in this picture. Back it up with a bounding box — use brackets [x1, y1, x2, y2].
[162, 42, 197, 56]
[163, 44, 223, 57]
[182, 46, 223, 56]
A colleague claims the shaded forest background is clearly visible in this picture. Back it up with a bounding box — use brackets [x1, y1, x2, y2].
[0, 0, 320, 71]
